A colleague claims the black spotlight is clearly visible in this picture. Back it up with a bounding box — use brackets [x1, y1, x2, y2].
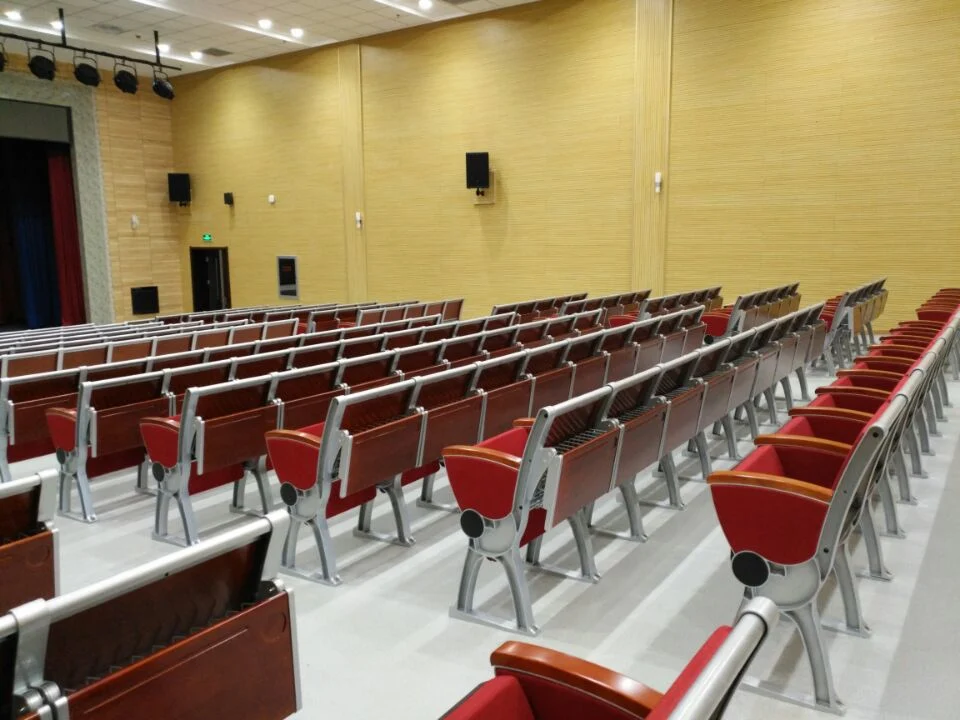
[152, 70, 174, 100]
[73, 54, 100, 87]
[113, 62, 138, 94]
[28, 46, 56, 81]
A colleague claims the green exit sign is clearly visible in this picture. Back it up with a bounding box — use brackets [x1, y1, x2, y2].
[202, 233, 213, 243]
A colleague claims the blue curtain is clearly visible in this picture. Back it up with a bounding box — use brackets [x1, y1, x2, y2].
[0, 139, 61, 329]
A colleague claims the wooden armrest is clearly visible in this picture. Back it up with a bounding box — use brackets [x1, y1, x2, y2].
[788, 406, 874, 421]
[854, 356, 913, 368]
[754, 434, 851, 455]
[815, 386, 890, 400]
[443, 445, 522, 470]
[491, 641, 663, 718]
[264, 429, 323, 448]
[140, 416, 181, 431]
[512, 418, 536, 429]
[871, 343, 925, 353]
[707, 470, 834, 502]
[837, 369, 903, 381]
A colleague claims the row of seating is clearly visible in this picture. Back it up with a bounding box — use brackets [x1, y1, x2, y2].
[0, 319, 177, 353]
[0, 311, 531, 490]
[139, 308, 655, 550]
[707, 287, 956, 713]
[26, 312, 555, 520]
[154, 298, 395, 325]
[0, 319, 300, 378]
[491, 293, 589, 322]
[818, 279, 888, 373]
[353, 298, 465, 328]
[605, 286, 729, 329]
[440, 305, 825, 634]
[1, 510, 299, 720]
[443, 596, 778, 720]
[700, 283, 801, 339]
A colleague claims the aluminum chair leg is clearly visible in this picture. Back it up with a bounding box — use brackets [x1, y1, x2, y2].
[354, 475, 416, 547]
[502, 547, 539, 634]
[865, 322, 876, 345]
[251, 459, 274, 514]
[876, 470, 905, 538]
[135, 456, 154, 496]
[743, 402, 761, 440]
[915, 412, 933, 455]
[172, 491, 200, 546]
[823, 543, 871, 637]
[154, 489, 171, 539]
[525, 536, 543, 565]
[924, 396, 941, 438]
[780, 377, 794, 410]
[590, 483, 647, 541]
[569, 510, 600, 581]
[722, 413, 741, 460]
[694, 430, 712, 478]
[454, 545, 484, 615]
[417, 472, 459, 512]
[906, 423, 927, 477]
[788, 603, 844, 713]
[230, 473, 247, 512]
[763, 388, 778, 424]
[932, 379, 947, 419]
[796, 367, 811, 401]
[654, 452, 685, 510]
[281, 513, 343, 585]
[894, 447, 918, 505]
[858, 503, 894, 581]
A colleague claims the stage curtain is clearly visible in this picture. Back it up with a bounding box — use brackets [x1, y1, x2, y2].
[47, 146, 87, 325]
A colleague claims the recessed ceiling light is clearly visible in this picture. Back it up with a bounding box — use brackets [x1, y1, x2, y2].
[190, 50, 203, 60]
[257, 18, 272, 30]
[157, 43, 170, 53]
[4, 10, 22, 21]
[290, 27, 304, 39]
[418, 0, 433, 9]
[50, 19, 62, 30]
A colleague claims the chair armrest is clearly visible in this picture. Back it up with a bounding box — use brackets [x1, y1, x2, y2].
[813, 386, 890, 400]
[837, 368, 904, 381]
[512, 418, 536, 429]
[708, 471, 834, 503]
[789, 406, 874, 421]
[442, 445, 521, 471]
[491, 642, 663, 719]
[854, 356, 913, 369]
[754, 434, 851, 455]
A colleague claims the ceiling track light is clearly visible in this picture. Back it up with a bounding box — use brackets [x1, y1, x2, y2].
[28, 44, 56, 81]
[152, 69, 174, 100]
[2, 11, 179, 95]
[113, 60, 138, 94]
[73, 52, 100, 86]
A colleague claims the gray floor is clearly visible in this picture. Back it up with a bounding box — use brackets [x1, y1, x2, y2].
[12, 368, 959, 719]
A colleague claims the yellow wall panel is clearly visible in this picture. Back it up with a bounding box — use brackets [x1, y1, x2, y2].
[171, 49, 348, 309]
[668, 0, 960, 325]
[360, 0, 638, 316]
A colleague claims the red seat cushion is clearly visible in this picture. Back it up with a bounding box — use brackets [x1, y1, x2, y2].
[442, 677, 535, 720]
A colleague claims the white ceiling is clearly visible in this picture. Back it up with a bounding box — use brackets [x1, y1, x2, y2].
[0, 0, 539, 74]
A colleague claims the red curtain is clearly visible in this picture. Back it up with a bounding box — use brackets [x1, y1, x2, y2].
[46, 147, 87, 325]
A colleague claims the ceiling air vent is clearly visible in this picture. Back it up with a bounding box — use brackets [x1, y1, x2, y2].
[201, 47, 232, 57]
[90, 22, 126, 35]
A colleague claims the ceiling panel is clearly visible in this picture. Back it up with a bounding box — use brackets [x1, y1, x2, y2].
[0, 0, 542, 74]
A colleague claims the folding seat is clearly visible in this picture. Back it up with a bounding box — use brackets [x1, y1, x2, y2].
[107, 337, 155, 362]
[646, 353, 704, 510]
[1, 510, 299, 720]
[141, 375, 279, 545]
[443, 597, 777, 720]
[657, 311, 689, 362]
[679, 307, 707, 354]
[587, 365, 666, 540]
[422, 323, 457, 343]
[47, 371, 168, 523]
[338, 350, 400, 391]
[708, 389, 912, 712]
[442, 298, 465, 320]
[524, 340, 574, 411]
[267, 379, 423, 584]
[232, 347, 295, 379]
[384, 327, 426, 349]
[564, 332, 608, 396]
[289, 340, 342, 369]
[395, 340, 447, 377]
[443, 386, 618, 633]
[0, 469, 58, 615]
[154, 333, 193, 356]
[204, 339, 258, 364]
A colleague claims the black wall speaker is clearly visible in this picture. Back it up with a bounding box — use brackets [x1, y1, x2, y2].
[466, 152, 490, 190]
[224, 192, 234, 206]
[168, 173, 191, 204]
[131, 286, 159, 315]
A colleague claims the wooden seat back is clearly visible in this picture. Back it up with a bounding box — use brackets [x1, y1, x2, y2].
[657, 354, 705, 452]
[337, 351, 398, 391]
[330, 380, 422, 497]
[232, 348, 293, 380]
[414, 365, 483, 461]
[531, 387, 618, 529]
[84, 374, 168, 457]
[273, 363, 343, 430]
[1, 512, 297, 720]
[2, 349, 59, 378]
[108, 338, 154, 362]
